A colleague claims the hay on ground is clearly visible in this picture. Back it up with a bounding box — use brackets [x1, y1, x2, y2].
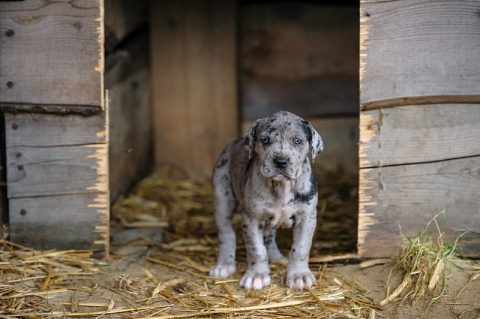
[381, 210, 468, 306]
[1, 164, 376, 318]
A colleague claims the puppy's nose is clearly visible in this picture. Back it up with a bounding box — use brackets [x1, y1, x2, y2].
[273, 156, 289, 168]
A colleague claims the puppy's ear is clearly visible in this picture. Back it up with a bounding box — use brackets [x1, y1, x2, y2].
[303, 120, 324, 161]
[244, 118, 263, 159]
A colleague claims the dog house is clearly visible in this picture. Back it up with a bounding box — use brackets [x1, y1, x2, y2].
[0, 0, 478, 258]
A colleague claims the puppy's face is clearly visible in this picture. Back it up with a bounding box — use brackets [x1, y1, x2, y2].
[244, 111, 324, 181]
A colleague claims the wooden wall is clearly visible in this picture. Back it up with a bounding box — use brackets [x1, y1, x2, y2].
[0, 0, 108, 253]
[105, 0, 152, 200]
[359, 0, 480, 257]
[150, 0, 238, 179]
[241, 3, 358, 119]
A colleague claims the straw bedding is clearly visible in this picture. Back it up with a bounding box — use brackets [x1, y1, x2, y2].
[1, 164, 382, 318]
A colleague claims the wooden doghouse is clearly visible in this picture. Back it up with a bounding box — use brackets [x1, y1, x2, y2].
[0, 0, 478, 258]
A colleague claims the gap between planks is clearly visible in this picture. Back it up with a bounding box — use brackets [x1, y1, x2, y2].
[360, 154, 480, 170]
[361, 95, 480, 111]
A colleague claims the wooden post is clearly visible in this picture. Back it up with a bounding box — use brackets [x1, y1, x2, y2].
[150, 0, 238, 178]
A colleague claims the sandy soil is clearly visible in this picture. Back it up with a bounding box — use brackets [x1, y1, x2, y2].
[5, 168, 477, 318]
[332, 261, 480, 319]
[3, 227, 478, 318]
[106, 228, 480, 319]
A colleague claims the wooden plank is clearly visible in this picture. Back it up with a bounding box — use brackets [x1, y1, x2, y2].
[242, 4, 358, 83]
[150, 0, 238, 178]
[360, 0, 480, 106]
[242, 77, 358, 119]
[7, 144, 108, 198]
[358, 156, 480, 258]
[360, 104, 480, 168]
[5, 113, 107, 148]
[108, 67, 152, 199]
[9, 193, 109, 253]
[241, 4, 358, 119]
[104, 17, 152, 199]
[0, 0, 104, 108]
[361, 95, 480, 112]
[5, 112, 108, 198]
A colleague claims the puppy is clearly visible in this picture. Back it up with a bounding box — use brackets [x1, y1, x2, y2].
[209, 111, 323, 289]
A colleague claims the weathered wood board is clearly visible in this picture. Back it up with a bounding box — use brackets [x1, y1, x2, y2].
[108, 67, 152, 199]
[241, 3, 358, 119]
[0, 0, 104, 109]
[5, 113, 107, 148]
[9, 193, 109, 251]
[359, 0, 480, 257]
[0, 0, 108, 253]
[5, 113, 108, 199]
[360, 0, 480, 108]
[359, 156, 480, 257]
[150, 0, 238, 178]
[104, 0, 152, 200]
[7, 144, 107, 198]
[4, 111, 109, 254]
[360, 104, 480, 168]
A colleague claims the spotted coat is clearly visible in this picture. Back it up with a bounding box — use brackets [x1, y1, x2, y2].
[209, 111, 324, 290]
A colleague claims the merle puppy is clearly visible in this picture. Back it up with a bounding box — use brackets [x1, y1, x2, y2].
[209, 111, 324, 289]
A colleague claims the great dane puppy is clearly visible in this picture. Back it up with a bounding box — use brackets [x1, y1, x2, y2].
[209, 111, 324, 290]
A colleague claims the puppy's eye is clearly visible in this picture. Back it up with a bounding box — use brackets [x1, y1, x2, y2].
[261, 137, 270, 145]
[293, 138, 302, 145]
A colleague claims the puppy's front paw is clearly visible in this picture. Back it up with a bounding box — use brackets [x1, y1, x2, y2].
[209, 263, 236, 278]
[286, 268, 315, 290]
[239, 270, 271, 289]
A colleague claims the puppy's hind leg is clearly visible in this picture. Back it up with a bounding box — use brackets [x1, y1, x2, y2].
[264, 229, 287, 263]
[210, 161, 237, 278]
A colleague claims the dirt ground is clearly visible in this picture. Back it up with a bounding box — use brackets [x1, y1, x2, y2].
[2, 223, 479, 318]
[106, 226, 480, 319]
[332, 261, 480, 319]
[2, 168, 479, 318]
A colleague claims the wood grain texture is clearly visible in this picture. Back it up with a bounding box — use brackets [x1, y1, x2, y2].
[9, 193, 109, 252]
[108, 67, 152, 199]
[360, 104, 480, 168]
[361, 95, 480, 111]
[4, 111, 109, 253]
[241, 4, 358, 119]
[0, 0, 104, 108]
[360, 0, 480, 105]
[5, 113, 107, 148]
[150, 0, 238, 178]
[242, 4, 358, 80]
[359, 156, 480, 258]
[7, 144, 108, 198]
[5, 112, 108, 198]
[359, 0, 480, 258]
[105, 9, 152, 199]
